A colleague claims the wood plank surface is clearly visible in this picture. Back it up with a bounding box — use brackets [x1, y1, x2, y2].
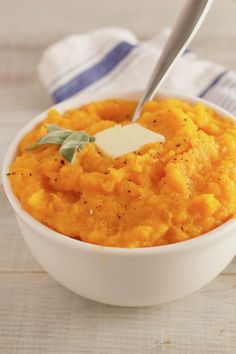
[0, 273, 236, 354]
[0, 0, 236, 353]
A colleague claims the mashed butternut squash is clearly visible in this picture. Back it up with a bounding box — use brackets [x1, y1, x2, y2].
[8, 98, 236, 248]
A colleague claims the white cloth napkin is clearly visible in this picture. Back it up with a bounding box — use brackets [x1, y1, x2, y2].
[38, 27, 236, 115]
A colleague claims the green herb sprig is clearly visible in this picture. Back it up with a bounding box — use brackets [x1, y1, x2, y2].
[26, 124, 96, 163]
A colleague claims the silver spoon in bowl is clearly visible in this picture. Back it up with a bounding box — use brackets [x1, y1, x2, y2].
[95, 0, 214, 159]
[132, 0, 214, 121]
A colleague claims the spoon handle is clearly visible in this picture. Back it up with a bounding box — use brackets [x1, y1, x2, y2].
[132, 0, 214, 121]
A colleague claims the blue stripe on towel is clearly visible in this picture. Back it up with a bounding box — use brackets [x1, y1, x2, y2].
[198, 70, 228, 98]
[52, 41, 136, 103]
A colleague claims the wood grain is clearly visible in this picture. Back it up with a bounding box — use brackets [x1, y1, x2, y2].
[0, 0, 236, 353]
[0, 273, 236, 354]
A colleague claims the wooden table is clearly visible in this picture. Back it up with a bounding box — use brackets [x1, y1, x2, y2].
[1, 0, 236, 353]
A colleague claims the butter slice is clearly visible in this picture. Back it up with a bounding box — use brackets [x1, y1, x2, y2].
[95, 123, 165, 159]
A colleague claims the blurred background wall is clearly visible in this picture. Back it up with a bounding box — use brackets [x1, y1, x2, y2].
[1, 0, 236, 67]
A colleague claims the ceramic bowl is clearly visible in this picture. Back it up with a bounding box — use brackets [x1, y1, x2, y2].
[2, 89, 236, 306]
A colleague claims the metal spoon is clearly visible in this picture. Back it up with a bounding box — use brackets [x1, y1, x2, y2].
[132, 0, 214, 121]
[94, 0, 214, 159]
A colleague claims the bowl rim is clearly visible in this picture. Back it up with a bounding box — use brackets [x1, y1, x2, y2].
[2, 89, 236, 256]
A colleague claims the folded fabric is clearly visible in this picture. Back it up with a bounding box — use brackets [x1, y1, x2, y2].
[38, 27, 236, 115]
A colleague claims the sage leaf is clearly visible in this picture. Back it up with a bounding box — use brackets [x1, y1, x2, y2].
[46, 124, 71, 133]
[60, 132, 91, 163]
[25, 143, 41, 151]
[25, 124, 96, 163]
[38, 130, 72, 145]
[60, 147, 77, 164]
[26, 129, 71, 151]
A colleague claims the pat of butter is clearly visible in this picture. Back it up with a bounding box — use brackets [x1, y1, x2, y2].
[95, 123, 165, 158]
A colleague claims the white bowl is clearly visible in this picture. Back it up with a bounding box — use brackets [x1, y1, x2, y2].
[2, 90, 236, 307]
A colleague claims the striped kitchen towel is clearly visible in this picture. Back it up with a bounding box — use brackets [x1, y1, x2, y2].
[38, 27, 236, 115]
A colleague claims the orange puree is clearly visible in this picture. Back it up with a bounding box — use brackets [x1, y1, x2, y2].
[8, 99, 236, 248]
